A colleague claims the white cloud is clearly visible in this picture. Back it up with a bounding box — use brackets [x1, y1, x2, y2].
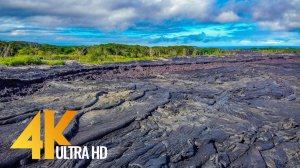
[0, 18, 25, 32]
[158, 0, 214, 20]
[0, 0, 299, 32]
[252, 0, 300, 30]
[215, 11, 240, 23]
[10, 30, 25, 36]
[0, 0, 219, 30]
[240, 40, 252, 44]
[263, 40, 284, 45]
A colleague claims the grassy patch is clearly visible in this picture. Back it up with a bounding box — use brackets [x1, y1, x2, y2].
[0, 56, 42, 66]
[78, 55, 156, 64]
[0, 56, 65, 66]
[243, 48, 300, 54]
[41, 60, 65, 65]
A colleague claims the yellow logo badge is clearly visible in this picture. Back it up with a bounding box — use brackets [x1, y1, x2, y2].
[11, 110, 77, 159]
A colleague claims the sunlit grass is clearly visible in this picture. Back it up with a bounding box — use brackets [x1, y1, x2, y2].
[0, 56, 65, 66]
[41, 60, 65, 65]
[251, 48, 300, 54]
[78, 55, 157, 64]
[0, 56, 42, 66]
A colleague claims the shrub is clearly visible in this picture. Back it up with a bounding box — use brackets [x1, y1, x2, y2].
[0, 55, 42, 66]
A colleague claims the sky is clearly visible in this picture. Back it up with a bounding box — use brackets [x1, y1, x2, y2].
[0, 0, 300, 46]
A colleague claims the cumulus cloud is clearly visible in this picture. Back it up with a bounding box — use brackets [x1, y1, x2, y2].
[0, 0, 218, 30]
[251, 0, 300, 30]
[1, 0, 299, 31]
[0, 0, 300, 46]
[215, 11, 240, 23]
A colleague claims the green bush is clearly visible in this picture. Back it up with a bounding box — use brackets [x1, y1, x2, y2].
[0, 56, 42, 66]
[0, 56, 65, 66]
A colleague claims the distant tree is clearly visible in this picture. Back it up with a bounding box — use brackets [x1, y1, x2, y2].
[2, 43, 12, 57]
[30, 43, 39, 56]
[182, 48, 187, 56]
[192, 49, 198, 56]
[149, 48, 154, 56]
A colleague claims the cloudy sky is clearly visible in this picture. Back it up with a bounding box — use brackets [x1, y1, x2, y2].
[0, 0, 300, 46]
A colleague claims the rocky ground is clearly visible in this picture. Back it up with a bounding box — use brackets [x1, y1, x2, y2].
[0, 54, 300, 168]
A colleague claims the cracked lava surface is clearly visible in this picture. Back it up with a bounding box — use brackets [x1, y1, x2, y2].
[0, 54, 300, 167]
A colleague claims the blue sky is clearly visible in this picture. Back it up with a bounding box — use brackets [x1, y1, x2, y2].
[0, 0, 299, 46]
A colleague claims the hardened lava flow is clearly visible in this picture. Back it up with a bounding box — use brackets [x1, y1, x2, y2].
[0, 54, 300, 167]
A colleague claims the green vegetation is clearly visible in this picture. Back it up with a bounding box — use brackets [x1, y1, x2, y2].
[41, 60, 65, 65]
[0, 41, 230, 66]
[0, 56, 42, 66]
[0, 55, 65, 66]
[245, 48, 300, 54]
[0, 41, 299, 66]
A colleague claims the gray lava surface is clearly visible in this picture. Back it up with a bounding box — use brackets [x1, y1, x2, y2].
[0, 54, 300, 168]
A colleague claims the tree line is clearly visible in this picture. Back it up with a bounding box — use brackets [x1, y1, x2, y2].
[0, 41, 228, 59]
[1, 41, 299, 64]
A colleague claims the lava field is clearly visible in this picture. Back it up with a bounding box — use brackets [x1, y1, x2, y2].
[0, 54, 300, 167]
